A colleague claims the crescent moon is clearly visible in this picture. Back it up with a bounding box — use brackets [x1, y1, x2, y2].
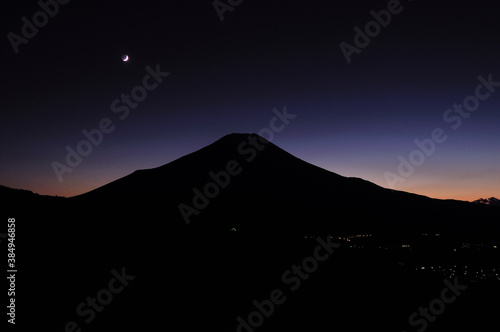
[122, 54, 129, 62]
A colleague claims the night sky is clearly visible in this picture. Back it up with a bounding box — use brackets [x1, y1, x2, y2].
[1, 0, 499, 200]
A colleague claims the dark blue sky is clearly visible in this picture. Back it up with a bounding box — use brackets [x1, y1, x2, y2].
[1, 0, 500, 200]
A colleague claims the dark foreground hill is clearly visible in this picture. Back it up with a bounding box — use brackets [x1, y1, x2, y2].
[2, 133, 500, 331]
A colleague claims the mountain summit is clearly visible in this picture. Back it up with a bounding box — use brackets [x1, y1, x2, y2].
[473, 197, 500, 206]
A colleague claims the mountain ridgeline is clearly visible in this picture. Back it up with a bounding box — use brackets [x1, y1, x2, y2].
[3, 133, 500, 239]
[69, 133, 499, 238]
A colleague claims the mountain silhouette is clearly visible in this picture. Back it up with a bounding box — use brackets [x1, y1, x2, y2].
[4, 133, 499, 240]
[473, 197, 500, 206]
[67, 133, 499, 239]
[3, 133, 500, 331]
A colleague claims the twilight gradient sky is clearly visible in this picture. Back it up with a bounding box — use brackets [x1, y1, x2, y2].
[1, 0, 500, 200]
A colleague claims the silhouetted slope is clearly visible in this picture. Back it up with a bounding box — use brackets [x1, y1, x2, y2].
[69, 133, 499, 238]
